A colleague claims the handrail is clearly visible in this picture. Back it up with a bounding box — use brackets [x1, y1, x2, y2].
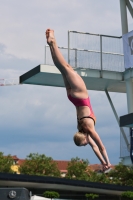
[69, 30, 122, 39]
[45, 45, 124, 56]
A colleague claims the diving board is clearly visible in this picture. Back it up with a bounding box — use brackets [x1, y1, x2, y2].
[20, 64, 127, 93]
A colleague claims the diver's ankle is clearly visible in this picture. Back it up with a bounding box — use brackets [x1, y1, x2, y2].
[49, 38, 56, 47]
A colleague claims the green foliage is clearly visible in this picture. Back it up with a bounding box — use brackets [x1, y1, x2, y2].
[87, 170, 110, 184]
[66, 157, 112, 183]
[121, 191, 133, 199]
[66, 157, 89, 180]
[43, 191, 60, 199]
[85, 193, 99, 199]
[19, 153, 60, 176]
[0, 152, 14, 173]
[108, 164, 133, 186]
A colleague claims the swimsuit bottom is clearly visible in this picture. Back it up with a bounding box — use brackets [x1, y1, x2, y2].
[68, 94, 96, 124]
[78, 116, 96, 125]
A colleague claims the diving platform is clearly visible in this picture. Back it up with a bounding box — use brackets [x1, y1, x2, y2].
[19, 64, 133, 93]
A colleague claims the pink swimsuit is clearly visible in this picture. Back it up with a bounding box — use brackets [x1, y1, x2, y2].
[68, 94, 96, 124]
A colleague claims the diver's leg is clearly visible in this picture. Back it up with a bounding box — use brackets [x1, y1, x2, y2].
[50, 45, 71, 95]
[46, 29, 88, 98]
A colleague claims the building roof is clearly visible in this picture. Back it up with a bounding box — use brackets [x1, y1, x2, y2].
[12, 155, 19, 161]
[53, 160, 70, 172]
[17, 159, 25, 165]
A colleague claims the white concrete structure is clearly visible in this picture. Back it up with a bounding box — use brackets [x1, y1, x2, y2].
[119, 0, 133, 164]
[20, 65, 126, 92]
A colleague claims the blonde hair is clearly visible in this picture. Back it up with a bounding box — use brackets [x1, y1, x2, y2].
[73, 132, 85, 146]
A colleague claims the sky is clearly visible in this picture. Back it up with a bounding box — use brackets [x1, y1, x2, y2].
[0, 0, 132, 165]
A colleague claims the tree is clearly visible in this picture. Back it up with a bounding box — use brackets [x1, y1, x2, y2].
[108, 164, 133, 186]
[121, 191, 133, 199]
[43, 191, 60, 199]
[0, 152, 14, 173]
[19, 153, 60, 176]
[88, 170, 110, 184]
[85, 193, 99, 200]
[66, 157, 89, 180]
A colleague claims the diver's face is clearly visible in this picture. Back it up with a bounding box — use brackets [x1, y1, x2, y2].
[80, 135, 88, 146]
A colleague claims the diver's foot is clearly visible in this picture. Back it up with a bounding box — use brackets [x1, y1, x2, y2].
[46, 29, 55, 46]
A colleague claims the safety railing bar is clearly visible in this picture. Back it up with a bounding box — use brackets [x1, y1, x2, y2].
[45, 45, 123, 56]
[69, 30, 122, 39]
[73, 48, 124, 56]
[101, 35, 122, 39]
[45, 45, 68, 49]
[69, 31, 100, 36]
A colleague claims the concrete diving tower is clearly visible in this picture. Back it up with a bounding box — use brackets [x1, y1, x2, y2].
[20, 65, 133, 165]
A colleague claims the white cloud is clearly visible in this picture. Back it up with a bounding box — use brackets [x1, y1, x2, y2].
[0, 0, 122, 61]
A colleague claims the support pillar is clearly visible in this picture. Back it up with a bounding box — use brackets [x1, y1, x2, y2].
[125, 78, 133, 113]
[119, 0, 133, 165]
[130, 128, 133, 163]
[126, 78, 133, 164]
[119, 0, 128, 34]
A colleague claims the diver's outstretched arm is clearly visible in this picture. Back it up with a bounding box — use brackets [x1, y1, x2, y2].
[88, 136, 110, 170]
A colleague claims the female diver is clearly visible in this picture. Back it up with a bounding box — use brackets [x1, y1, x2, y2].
[46, 29, 111, 172]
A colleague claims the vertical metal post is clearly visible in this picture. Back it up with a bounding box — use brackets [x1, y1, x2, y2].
[130, 128, 133, 163]
[100, 35, 103, 78]
[75, 49, 77, 68]
[45, 45, 47, 65]
[119, 0, 128, 34]
[68, 31, 70, 64]
[120, 0, 133, 165]
[125, 78, 133, 113]
[120, 0, 133, 114]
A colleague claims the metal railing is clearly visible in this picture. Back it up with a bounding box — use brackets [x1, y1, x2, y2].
[45, 31, 125, 72]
